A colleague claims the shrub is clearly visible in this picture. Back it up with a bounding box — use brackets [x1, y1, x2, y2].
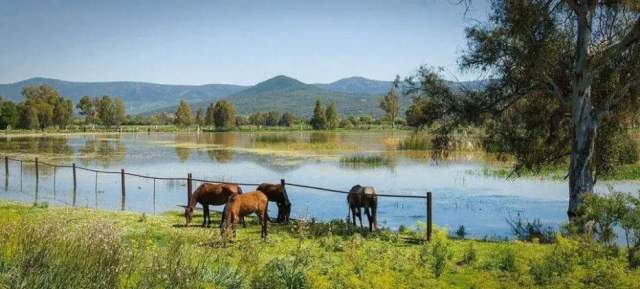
[455, 225, 467, 239]
[201, 263, 246, 289]
[506, 215, 555, 243]
[253, 255, 309, 289]
[460, 243, 477, 266]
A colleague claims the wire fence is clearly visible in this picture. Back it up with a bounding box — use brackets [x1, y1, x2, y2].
[2, 155, 434, 240]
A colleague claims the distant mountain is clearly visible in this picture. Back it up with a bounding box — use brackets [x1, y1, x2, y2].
[164, 75, 385, 117]
[1, 76, 490, 117]
[313, 77, 392, 95]
[0, 77, 247, 114]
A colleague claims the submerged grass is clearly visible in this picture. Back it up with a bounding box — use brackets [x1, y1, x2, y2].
[339, 154, 391, 168]
[472, 162, 640, 181]
[0, 202, 639, 289]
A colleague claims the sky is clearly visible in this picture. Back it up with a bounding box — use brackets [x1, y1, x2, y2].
[0, 0, 489, 85]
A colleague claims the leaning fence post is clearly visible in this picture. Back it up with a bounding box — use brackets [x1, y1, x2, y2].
[426, 191, 432, 242]
[121, 169, 126, 211]
[187, 173, 193, 206]
[72, 163, 77, 206]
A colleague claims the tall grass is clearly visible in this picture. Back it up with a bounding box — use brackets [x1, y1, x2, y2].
[397, 134, 430, 150]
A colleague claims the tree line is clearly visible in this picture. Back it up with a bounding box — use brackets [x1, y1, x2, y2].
[0, 85, 127, 130]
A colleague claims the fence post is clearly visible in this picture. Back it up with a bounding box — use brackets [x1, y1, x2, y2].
[34, 157, 39, 201]
[426, 191, 432, 242]
[4, 156, 8, 177]
[187, 173, 193, 206]
[121, 169, 126, 211]
[72, 163, 77, 206]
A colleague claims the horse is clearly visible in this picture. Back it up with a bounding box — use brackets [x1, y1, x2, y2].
[221, 191, 269, 239]
[346, 185, 378, 231]
[256, 182, 291, 222]
[184, 183, 243, 227]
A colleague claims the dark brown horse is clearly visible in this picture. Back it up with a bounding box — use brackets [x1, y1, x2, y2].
[256, 182, 291, 222]
[184, 183, 243, 227]
[221, 191, 269, 239]
[347, 185, 378, 231]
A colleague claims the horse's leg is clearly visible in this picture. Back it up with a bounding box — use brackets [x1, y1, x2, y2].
[220, 206, 226, 229]
[364, 207, 372, 232]
[202, 205, 209, 227]
[351, 207, 357, 226]
[357, 208, 363, 228]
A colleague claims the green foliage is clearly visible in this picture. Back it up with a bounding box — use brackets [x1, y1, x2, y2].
[278, 112, 294, 127]
[19, 85, 74, 130]
[195, 108, 205, 126]
[97, 96, 127, 127]
[310, 100, 326, 130]
[460, 243, 477, 266]
[0, 100, 18, 129]
[324, 102, 339, 130]
[76, 95, 97, 125]
[264, 111, 281, 127]
[174, 100, 193, 127]
[212, 100, 236, 130]
[379, 76, 401, 128]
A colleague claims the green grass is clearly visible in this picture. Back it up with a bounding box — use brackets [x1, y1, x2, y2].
[0, 202, 639, 289]
[339, 154, 391, 168]
[472, 163, 640, 181]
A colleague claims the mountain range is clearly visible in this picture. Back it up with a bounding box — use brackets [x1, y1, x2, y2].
[0, 76, 487, 116]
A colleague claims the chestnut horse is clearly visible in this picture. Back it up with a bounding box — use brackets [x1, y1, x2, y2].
[256, 183, 291, 222]
[184, 183, 243, 227]
[221, 191, 269, 239]
[347, 185, 378, 231]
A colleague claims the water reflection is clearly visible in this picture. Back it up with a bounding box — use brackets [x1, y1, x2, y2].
[207, 149, 234, 163]
[78, 137, 126, 167]
[0, 136, 72, 156]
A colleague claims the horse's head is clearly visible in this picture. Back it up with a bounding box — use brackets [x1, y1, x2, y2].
[184, 206, 194, 226]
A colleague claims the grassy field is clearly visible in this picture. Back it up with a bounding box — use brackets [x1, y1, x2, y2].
[0, 202, 638, 289]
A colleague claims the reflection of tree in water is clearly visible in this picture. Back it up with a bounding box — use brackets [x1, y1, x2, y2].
[206, 149, 234, 163]
[78, 137, 127, 168]
[175, 146, 192, 162]
[309, 132, 337, 143]
[0, 136, 72, 156]
[174, 134, 193, 162]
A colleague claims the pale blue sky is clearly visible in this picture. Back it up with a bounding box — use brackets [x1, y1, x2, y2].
[0, 0, 489, 85]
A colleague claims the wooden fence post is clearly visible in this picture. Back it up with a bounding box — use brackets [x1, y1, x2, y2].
[34, 158, 39, 200]
[4, 156, 8, 191]
[72, 163, 77, 206]
[187, 173, 193, 206]
[426, 191, 432, 242]
[121, 169, 126, 211]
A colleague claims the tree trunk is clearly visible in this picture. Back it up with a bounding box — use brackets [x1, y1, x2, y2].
[567, 5, 596, 221]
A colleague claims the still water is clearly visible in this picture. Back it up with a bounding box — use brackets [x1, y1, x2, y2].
[1, 131, 638, 238]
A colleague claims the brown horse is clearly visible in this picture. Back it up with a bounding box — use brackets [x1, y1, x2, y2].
[256, 182, 291, 222]
[347, 185, 378, 231]
[184, 183, 243, 227]
[221, 191, 269, 239]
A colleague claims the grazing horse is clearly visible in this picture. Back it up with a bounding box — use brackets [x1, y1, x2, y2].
[184, 183, 243, 227]
[221, 191, 269, 239]
[347, 185, 378, 231]
[256, 182, 291, 222]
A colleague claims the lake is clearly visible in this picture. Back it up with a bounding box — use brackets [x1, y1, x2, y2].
[1, 131, 638, 238]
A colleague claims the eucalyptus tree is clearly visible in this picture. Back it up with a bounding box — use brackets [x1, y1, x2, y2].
[380, 76, 401, 128]
[407, 0, 640, 219]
